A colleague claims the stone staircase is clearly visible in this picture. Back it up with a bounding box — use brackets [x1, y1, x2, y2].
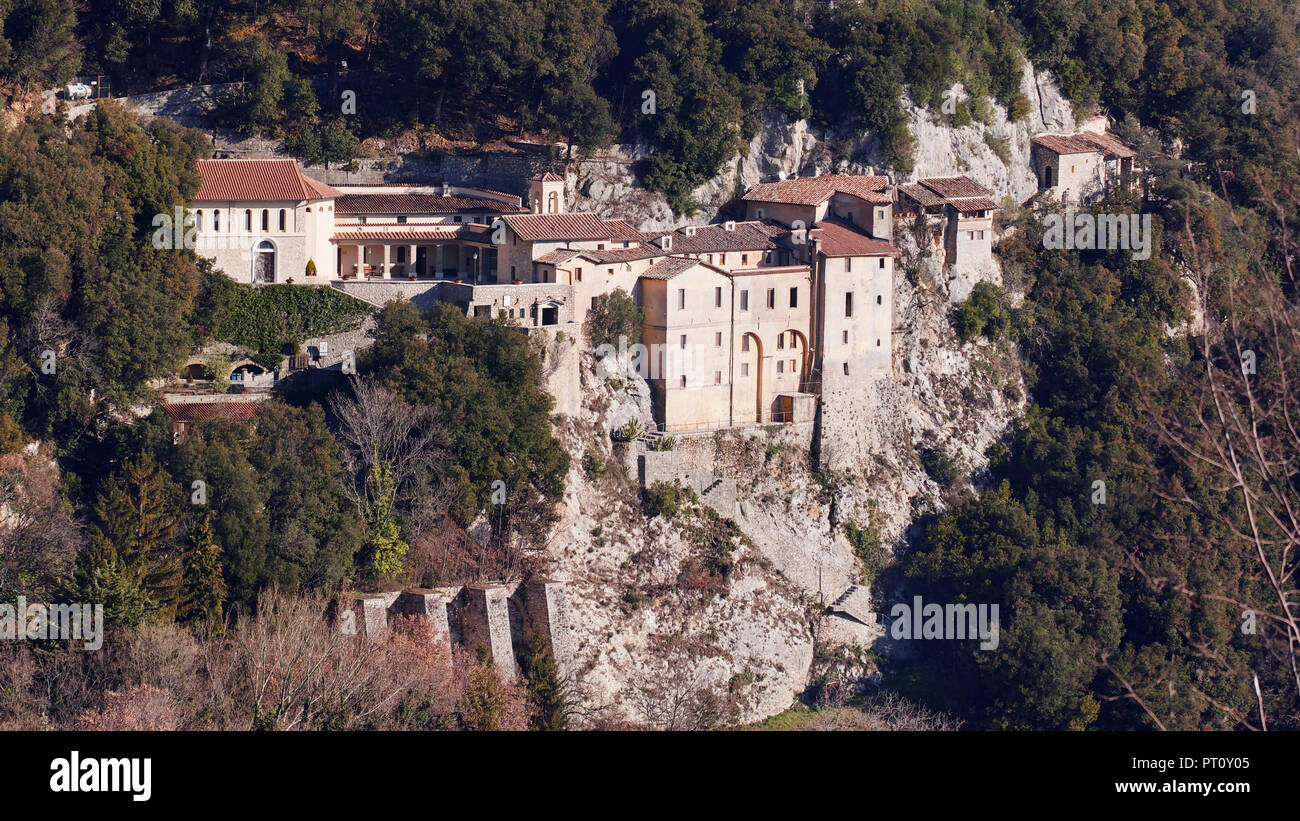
[827, 585, 877, 626]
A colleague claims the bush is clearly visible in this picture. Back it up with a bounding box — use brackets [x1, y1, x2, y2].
[586, 289, 644, 349]
[612, 419, 644, 442]
[644, 481, 684, 518]
[919, 442, 961, 487]
[647, 435, 676, 452]
[844, 518, 888, 585]
[250, 351, 285, 372]
[951, 282, 1013, 341]
[1008, 93, 1032, 122]
[582, 450, 607, 481]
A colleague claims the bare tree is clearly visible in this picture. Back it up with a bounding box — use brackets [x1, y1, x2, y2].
[328, 376, 451, 540]
[1129, 183, 1300, 729]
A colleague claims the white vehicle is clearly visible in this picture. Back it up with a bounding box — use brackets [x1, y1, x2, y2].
[66, 82, 92, 99]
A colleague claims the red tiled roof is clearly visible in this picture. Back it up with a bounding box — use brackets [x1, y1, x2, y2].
[335, 193, 522, 215]
[947, 197, 1000, 213]
[742, 174, 893, 206]
[898, 183, 946, 209]
[643, 221, 784, 254]
[163, 402, 262, 424]
[194, 159, 340, 202]
[332, 224, 491, 242]
[1079, 130, 1137, 159]
[503, 213, 623, 241]
[576, 245, 665, 264]
[810, 220, 900, 257]
[533, 172, 564, 182]
[917, 176, 993, 199]
[640, 256, 709, 281]
[534, 248, 584, 264]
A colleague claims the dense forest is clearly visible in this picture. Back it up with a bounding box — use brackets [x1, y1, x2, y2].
[1, 1, 1299, 729]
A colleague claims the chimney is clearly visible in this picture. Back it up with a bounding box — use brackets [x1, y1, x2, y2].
[723, 220, 735, 232]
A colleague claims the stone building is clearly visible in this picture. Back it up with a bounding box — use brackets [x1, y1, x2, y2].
[1030, 128, 1138, 204]
[896, 175, 1001, 272]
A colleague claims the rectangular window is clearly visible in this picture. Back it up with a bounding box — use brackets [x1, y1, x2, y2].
[846, 257, 853, 272]
[740, 290, 749, 311]
[777, 334, 785, 349]
[261, 210, 269, 232]
[680, 375, 686, 388]
[790, 359, 796, 371]
[789, 287, 798, 308]
[279, 210, 287, 231]
[877, 295, 883, 305]
[777, 361, 784, 374]
[678, 289, 686, 310]
[767, 288, 775, 309]
[845, 292, 853, 317]
[715, 332, 722, 347]
[879, 257, 886, 268]
[397, 216, 407, 224]
[680, 334, 687, 349]
[741, 254, 748, 265]
[741, 337, 750, 352]
[741, 363, 749, 376]
[842, 330, 848, 344]
[591, 297, 598, 310]
[714, 371, 722, 385]
[843, 363, 849, 375]
[575, 267, 583, 282]
[715, 287, 722, 307]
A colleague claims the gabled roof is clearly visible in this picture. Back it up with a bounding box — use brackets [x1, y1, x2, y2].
[532, 172, 564, 182]
[742, 174, 893, 206]
[503, 212, 621, 241]
[335, 193, 522, 215]
[898, 183, 946, 209]
[331, 224, 491, 242]
[534, 248, 584, 265]
[642, 221, 784, 254]
[1033, 131, 1136, 159]
[916, 176, 993, 200]
[639, 256, 711, 281]
[194, 159, 340, 202]
[809, 220, 900, 257]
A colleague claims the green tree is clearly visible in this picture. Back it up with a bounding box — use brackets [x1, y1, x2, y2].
[524, 634, 570, 730]
[179, 513, 227, 627]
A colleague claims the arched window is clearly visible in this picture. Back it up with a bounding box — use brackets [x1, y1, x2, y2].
[547, 191, 559, 213]
[214, 210, 221, 231]
[244, 209, 252, 231]
[261, 209, 269, 232]
[279, 210, 287, 231]
[195, 210, 203, 231]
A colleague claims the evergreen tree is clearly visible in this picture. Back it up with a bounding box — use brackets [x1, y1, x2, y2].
[179, 513, 227, 628]
[525, 634, 570, 731]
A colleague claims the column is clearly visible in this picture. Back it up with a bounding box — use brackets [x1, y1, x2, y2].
[381, 244, 390, 279]
[435, 244, 444, 279]
[409, 245, 417, 278]
[354, 245, 363, 278]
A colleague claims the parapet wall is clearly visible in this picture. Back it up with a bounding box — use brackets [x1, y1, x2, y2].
[338, 580, 573, 683]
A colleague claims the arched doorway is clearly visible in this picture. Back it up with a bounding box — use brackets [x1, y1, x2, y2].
[780, 329, 811, 392]
[1043, 164, 1054, 189]
[253, 240, 276, 283]
[737, 332, 763, 423]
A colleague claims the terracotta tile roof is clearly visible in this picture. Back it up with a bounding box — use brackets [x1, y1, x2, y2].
[947, 197, 1000, 213]
[503, 212, 621, 241]
[898, 183, 946, 209]
[810, 220, 900, 257]
[194, 159, 340, 202]
[640, 256, 707, 281]
[1079, 130, 1137, 159]
[742, 174, 893, 206]
[729, 264, 810, 277]
[332, 224, 491, 242]
[576, 245, 665, 264]
[533, 172, 564, 182]
[534, 248, 584, 264]
[917, 176, 993, 199]
[335, 193, 522, 215]
[602, 219, 647, 241]
[643, 221, 784, 254]
[163, 402, 262, 424]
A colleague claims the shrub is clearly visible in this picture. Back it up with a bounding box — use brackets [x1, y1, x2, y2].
[586, 289, 644, 349]
[951, 282, 1013, 341]
[1008, 93, 1032, 122]
[647, 435, 676, 452]
[195, 272, 372, 351]
[582, 450, 607, 481]
[644, 481, 684, 518]
[920, 441, 961, 487]
[845, 518, 888, 585]
[612, 419, 644, 442]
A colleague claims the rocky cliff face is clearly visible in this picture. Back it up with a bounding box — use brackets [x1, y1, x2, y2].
[544, 63, 1057, 725]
